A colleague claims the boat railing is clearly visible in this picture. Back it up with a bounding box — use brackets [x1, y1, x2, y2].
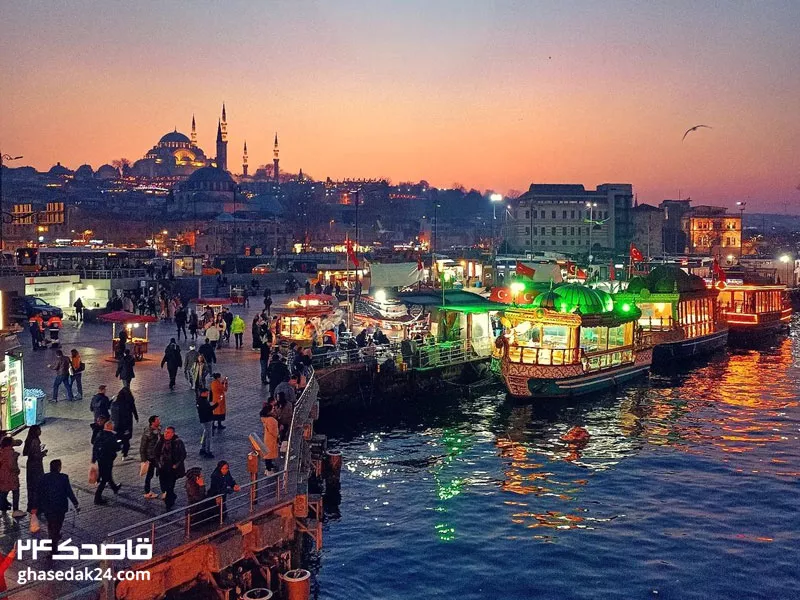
[639, 316, 675, 332]
[503, 344, 637, 370]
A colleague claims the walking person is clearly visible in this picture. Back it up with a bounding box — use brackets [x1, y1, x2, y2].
[139, 416, 161, 500]
[184, 344, 198, 389]
[230, 314, 245, 349]
[267, 352, 290, 397]
[116, 348, 136, 388]
[69, 348, 85, 399]
[210, 373, 228, 431]
[195, 386, 218, 459]
[23, 426, 47, 529]
[175, 305, 188, 341]
[29, 318, 42, 352]
[259, 340, 271, 386]
[205, 319, 221, 351]
[251, 316, 262, 351]
[222, 308, 233, 344]
[208, 460, 240, 519]
[160, 338, 183, 390]
[73, 297, 84, 322]
[0, 437, 25, 518]
[90, 385, 111, 421]
[260, 404, 279, 474]
[110, 387, 139, 460]
[92, 421, 121, 505]
[188, 309, 199, 340]
[48, 349, 74, 403]
[198, 337, 216, 367]
[154, 426, 186, 511]
[37, 460, 79, 545]
[193, 353, 211, 390]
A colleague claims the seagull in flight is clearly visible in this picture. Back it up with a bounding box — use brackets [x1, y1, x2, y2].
[682, 124, 712, 141]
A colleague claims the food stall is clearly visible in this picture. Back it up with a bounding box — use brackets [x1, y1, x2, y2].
[98, 311, 158, 361]
[278, 294, 345, 347]
[191, 297, 233, 326]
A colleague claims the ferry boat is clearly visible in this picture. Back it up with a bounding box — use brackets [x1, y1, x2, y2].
[352, 294, 428, 342]
[716, 277, 791, 340]
[492, 284, 652, 399]
[615, 266, 728, 364]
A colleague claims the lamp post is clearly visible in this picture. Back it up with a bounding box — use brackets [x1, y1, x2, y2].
[432, 202, 440, 284]
[0, 153, 24, 252]
[585, 202, 598, 264]
[490, 193, 503, 284]
[779, 254, 791, 286]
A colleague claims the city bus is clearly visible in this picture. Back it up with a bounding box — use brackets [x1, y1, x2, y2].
[14, 246, 155, 272]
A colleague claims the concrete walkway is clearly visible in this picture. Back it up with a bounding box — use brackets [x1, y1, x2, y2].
[1, 295, 293, 598]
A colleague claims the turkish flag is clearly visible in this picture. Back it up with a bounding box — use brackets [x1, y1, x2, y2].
[346, 239, 360, 268]
[516, 261, 536, 278]
[489, 287, 511, 303]
[609, 260, 616, 281]
[565, 261, 577, 276]
[417, 255, 424, 271]
[576, 268, 588, 279]
[630, 243, 644, 262]
[712, 259, 727, 282]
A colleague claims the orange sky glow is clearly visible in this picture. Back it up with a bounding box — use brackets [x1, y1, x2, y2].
[1, 1, 798, 211]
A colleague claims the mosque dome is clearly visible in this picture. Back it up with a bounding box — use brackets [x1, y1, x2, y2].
[48, 162, 73, 176]
[159, 130, 191, 145]
[186, 166, 235, 186]
[95, 164, 119, 180]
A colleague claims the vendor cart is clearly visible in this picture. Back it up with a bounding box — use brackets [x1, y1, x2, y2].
[98, 311, 158, 361]
[190, 298, 233, 328]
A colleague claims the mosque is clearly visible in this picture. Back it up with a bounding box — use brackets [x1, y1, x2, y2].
[130, 104, 230, 180]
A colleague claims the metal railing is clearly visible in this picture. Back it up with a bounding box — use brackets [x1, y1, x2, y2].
[310, 337, 494, 371]
[499, 344, 638, 369]
[104, 369, 319, 568]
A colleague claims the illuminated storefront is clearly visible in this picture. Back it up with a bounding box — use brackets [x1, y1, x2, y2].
[0, 334, 25, 432]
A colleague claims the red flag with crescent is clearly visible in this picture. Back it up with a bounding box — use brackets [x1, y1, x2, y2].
[346, 238, 359, 268]
[712, 258, 726, 282]
[630, 243, 644, 262]
[516, 261, 536, 278]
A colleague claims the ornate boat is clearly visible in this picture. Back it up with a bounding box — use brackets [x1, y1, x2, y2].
[615, 266, 728, 364]
[492, 284, 652, 399]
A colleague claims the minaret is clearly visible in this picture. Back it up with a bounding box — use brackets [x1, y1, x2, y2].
[242, 140, 248, 177]
[220, 103, 228, 142]
[216, 120, 228, 171]
[273, 132, 280, 183]
[190, 114, 197, 147]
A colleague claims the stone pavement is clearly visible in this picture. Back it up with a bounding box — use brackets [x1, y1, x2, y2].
[0, 295, 295, 597]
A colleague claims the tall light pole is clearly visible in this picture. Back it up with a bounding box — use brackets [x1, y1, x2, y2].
[0, 153, 24, 253]
[736, 201, 746, 258]
[585, 201, 597, 264]
[490, 193, 503, 285]
[432, 202, 440, 284]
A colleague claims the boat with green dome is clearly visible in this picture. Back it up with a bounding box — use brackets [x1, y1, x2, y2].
[492, 283, 653, 398]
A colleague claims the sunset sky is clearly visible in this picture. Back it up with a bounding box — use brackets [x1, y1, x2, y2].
[1, 1, 798, 211]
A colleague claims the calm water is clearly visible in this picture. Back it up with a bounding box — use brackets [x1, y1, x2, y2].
[313, 322, 800, 599]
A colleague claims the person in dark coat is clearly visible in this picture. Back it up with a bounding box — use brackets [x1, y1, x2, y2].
[23, 426, 46, 517]
[188, 309, 199, 340]
[175, 306, 188, 340]
[259, 342, 271, 386]
[185, 467, 215, 526]
[139, 415, 161, 499]
[110, 387, 139, 459]
[90, 385, 111, 421]
[252, 316, 262, 350]
[115, 349, 135, 388]
[92, 421, 121, 504]
[73, 297, 84, 321]
[267, 353, 290, 397]
[198, 338, 216, 367]
[154, 427, 186, 511]
[29, 319, 42, 351]
[222, 309, 233, 343]
[37, 460, 79, 545]
[160, 338, 183, 390]
[208, 460, 240, 519]
[195, 387, 218, 459]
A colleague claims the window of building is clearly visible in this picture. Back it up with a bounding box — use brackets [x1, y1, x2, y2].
[524, 210, 529, 219]
[561, 227, 567, 235]
[551, 227, 556, 235]
[571, 240, 575, 245]
[571, 210, 575, 219]
[526, 240, 530, 246]
[541, 226, 546, 235]
[525, 226, 530, 234]
[532, 211, 536, 220]
[540, 210, 545, 219]
[562, 210, 568, 219]
[585, 227, 590, 235]
[551, 210, 556, 219]
[562, 240, 567, 245]
[570, 227, 575, 235]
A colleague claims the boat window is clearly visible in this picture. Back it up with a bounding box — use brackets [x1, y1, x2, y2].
[638, 302, 672, 330]
[580, 327, 607, 352]
[542, 325, 569, 348]
[608, 325, 626, 349]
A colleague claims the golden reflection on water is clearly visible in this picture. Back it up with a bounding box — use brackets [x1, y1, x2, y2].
[496, 333, 800, 536]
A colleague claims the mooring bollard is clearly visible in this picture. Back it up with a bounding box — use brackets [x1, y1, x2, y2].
[240, 588, 273, 599]
[281, 569, 311, 600]
[324, 449, 342, 484]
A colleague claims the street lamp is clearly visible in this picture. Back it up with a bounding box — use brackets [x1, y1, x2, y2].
[0, 153, 24, 252]
[779, 254, 791, 286]
[510, 281, 525, 306]
[585, 202, 598, 264]
[490, 193, 503, 284]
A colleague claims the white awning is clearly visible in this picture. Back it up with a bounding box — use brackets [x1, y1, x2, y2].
[369, 262, 424, 290]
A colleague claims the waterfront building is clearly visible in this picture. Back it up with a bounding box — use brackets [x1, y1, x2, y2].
[507, 183, 634, 256]
[660, 198, 692, 254]
[681, 205, 741, 258]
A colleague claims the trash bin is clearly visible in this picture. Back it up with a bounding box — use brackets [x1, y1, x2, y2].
[23, 388, 46, 427]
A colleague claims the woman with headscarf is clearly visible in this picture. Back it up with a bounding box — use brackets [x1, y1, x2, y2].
[23, 426, 46, 528]
[207, 460, 240, 519]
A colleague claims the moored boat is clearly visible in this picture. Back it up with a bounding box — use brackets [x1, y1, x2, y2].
[717, 279, 791, 341]
[492, 284, 652, 399]
[615, 266, 728, 364]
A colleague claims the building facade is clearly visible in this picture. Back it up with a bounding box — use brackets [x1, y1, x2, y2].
[630, 203, 663, 258]
[507, 183, 634, 256]
[681, 205, 741, 257]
